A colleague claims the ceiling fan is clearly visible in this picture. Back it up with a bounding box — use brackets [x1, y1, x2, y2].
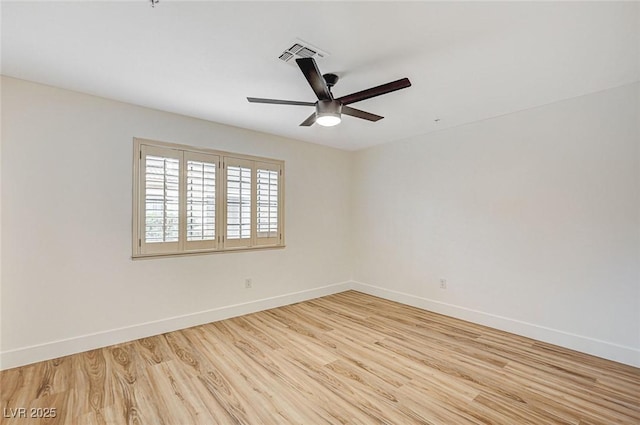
[247, 57, 411, 127]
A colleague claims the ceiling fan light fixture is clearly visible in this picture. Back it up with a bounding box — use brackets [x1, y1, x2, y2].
[316, 113, 341, 127]
[316, 100, 342, 127]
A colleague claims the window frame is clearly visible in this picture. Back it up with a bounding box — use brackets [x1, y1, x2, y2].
[132, 138, 285, 258]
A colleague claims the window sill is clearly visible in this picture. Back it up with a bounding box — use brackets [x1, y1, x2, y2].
[132, 244, 286, 260]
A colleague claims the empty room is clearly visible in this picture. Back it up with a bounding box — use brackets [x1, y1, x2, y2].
[1, 1, 639, 424]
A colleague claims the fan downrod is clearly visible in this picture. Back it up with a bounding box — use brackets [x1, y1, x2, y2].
[323, 73, 339, 89]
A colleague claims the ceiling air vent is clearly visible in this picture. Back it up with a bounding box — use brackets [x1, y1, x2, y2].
[279, 52, 294, 62]
[278, 39, 330, 65]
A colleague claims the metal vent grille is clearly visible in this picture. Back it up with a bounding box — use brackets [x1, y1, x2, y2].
[278, 39, 329, 64]
[296, 47, 316, 58]
[278, 52, 293, 62]
[289, 43, 304, 54]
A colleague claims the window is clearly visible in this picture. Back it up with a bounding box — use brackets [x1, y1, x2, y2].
[133, 138, 284, 257]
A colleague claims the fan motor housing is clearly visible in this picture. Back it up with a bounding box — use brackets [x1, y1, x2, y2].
[317, 100, 342, 115]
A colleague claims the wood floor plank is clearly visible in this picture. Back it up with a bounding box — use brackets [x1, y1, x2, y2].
[1, 290, 638, 424]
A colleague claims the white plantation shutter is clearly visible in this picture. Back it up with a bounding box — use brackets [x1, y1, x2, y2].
[225, 157, 253, 248]
[140, 145, 181, 254]
[184, 152, 219, 251]
[133, 138, 284, 257]
[256, 162, 281, 246]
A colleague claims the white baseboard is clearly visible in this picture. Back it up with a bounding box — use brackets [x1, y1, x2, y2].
[350, 281, 640, 368]
[4, 280, 638, 370]
[0, 281, 351, 370]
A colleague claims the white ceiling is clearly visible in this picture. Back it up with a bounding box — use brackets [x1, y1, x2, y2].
[2, 1, 639, 151]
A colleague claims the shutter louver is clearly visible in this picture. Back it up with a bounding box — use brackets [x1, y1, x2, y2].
[187, 160, 216, 241]
[145, 155, 180, 243]
[227, 164, 252, 240]
[257, 168, 279, 238]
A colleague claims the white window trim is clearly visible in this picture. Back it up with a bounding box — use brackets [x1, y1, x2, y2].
[132, 138, 285, 258]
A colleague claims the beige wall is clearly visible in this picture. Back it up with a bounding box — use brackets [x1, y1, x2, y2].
[352, 83, 640, 366]
[0, 76, 353, 368]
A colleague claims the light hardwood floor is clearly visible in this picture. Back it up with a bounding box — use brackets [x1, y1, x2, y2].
[1, 291, 639, 424]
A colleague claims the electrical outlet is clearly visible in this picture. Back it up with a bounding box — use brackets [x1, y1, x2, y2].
[245, 278, 252, 289]
[439, 278, 447, 289]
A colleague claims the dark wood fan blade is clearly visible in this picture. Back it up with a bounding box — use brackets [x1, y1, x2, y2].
[336, 78, 411, 105]
[296, 58, 333, 101]
[299, 113, 316, 127]
[247, 97, 315, 106]
[342, 106, 384, 122]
